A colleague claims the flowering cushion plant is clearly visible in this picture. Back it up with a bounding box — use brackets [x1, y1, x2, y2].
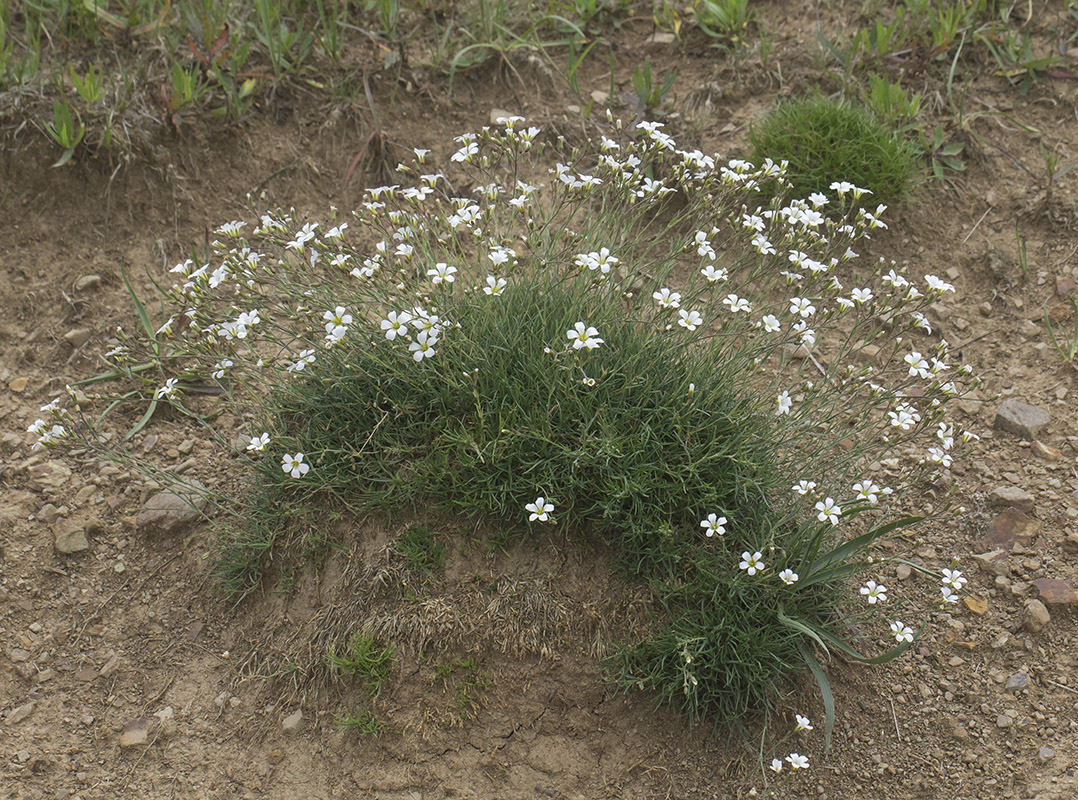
[30, 115, 979, 754]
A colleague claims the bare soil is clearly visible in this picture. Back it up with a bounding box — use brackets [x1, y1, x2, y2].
[3, 9, 1078, 800]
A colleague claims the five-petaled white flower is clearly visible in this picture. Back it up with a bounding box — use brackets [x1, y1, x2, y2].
[940, 586, 959, 604]
[653, 288, 682, 308]
[779, 568, 799, 585]
[323, 306, 353, 333]
[427, 263, 458, 284]
[776, 390, 792, 415]
[723, 293, 751, 313]
[941, 568, 967, 590]
[526, 496, 554, 522]
[789, 297, 815, 318]
[904, 351, 930, 379]
[700, 513, 727, 537]
[760, 314, 780, 333]
[793, 480, 817, 495]
[795, 714, 813, 732]
[700, 265, 728, 282]
[282, 452, 310, 479]
[890, 621, 914, 643]
[677, 309, 703, 331]
[739, 551, 765, 575]
[925, 274, 955, 293]
[484, 275, 508, 296]
[567, 322, 603, 350]
[861, 580, 887, 604]
[409, 331, 438, 361]
[786, 753, 810, 770]
[247, 432, 270, 452]
[853, 480, 880, 504]
[770, 758, 783, 774]
[381, 311, 412, 340]
[851, 287, 873, 304]
[815, 497, 842, 525]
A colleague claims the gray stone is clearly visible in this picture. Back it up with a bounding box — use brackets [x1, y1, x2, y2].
[27, 461, 72, 490]
[994, 399, 1050, 439]
[1039, 745, 1055, 761]
[974, 549, 1010, 577]
[5, 701, 35, 725]
[1004, 672, 1029, 693]
[74, 274, 102, 292]
[136, 481, 208, 534]
[52, 519, 91, 554]
[989, 486, 1035, 513]
[281, 709, 304, 734]
[120, 717, 150, 747]
[996, 713, 1014, 728]
[64, 328, 91, 348]
[1021, 599, 1051, 633]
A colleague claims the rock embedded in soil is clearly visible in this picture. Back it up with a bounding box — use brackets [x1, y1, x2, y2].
[51, 518, 95, 554]
[136, 480, 208, 534]
[281, 709, 304, 734]
[1031, 577, 1078, 605]
[1004, 672, 1030, 693]
[119, 717, 151, 747]
[1031, 441, 1060, 461]
[27, 461, 72, 490]
[982, 507, 1040, 549]
[74, 274, 102, 292]
[974, 549, 1010, 576]
[994, 399, 1051, 439]
[5, 701, 36, 724]
[989, 487, 1035, 513]
[1021, 599, 1051, 632]
[64, 328, 91, 348]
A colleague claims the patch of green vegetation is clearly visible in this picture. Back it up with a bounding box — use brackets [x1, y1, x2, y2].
[749, 93, 919, 204]
[435, 658, 490, 720]
[395, 525, 446, 573]
[334, 708, 384, 734]
[325, 633, 395, 696]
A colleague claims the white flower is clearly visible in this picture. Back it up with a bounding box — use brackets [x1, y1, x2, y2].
[904, 351, 930, 379]
[882, 269, 909, 288]
[677, 309, 703, 331]
[323, 306, 353, 334]
[890, 621, 914, 643]
[795, 714, 813, 732]
[212, 359, 233, 379]
[567, 322, 604, 350]
[700, 513, 727, 537]
[215, 220, 246, 236]
[247, 433, 270, 452]
[808, 192, 828, 207]
[451, 140, 479, 162]
[770, 758, 783, 773]
[860, 580, 887, 604]
[941, 568, 967, 590]
[751, 234, 775, 255]
[779, 568, 799, 585]
[776, 390, 792, 415]
[851, 287, 873, 304]
[287, 349, 317, 372]
[156, 378, 180, 399]
[739, 551, 765, 575]
[940, 586, 959, 604]
[789, 297, 815, 318]
[815, 497, 842, 525]
[484, 275, 507, 296]
[526, 495, 554, 522]
[786, 753, 810, 770]
[760, 314, 781, 333]
[853, 480, 880, 504]
[888, 403, 921, 431]
[381, 310, 412, 340]
[722, 293, 752, 313]
[427, 263, 457, 284]
[281, 452, 310, 479]
[793, 480, 816, 495]
[653, 287, 682, 308]
[574, 248, 619, 274]
[925, 274, 955, 293]
[701, 265, 728, 282]
[409, 331, 438, 361]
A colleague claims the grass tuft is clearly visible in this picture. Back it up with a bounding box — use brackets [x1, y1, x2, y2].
[749, 93, 919, 204]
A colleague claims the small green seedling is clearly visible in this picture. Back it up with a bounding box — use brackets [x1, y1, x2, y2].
[325, 633, 394, 696]
[45, 100, 85, 167]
